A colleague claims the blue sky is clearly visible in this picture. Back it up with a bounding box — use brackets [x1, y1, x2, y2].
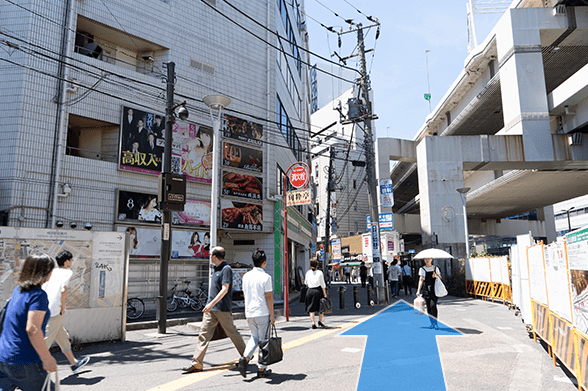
[304, 0, 505, 140]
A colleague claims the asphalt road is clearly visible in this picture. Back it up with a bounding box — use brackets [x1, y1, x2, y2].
[51, 283, 578, 391]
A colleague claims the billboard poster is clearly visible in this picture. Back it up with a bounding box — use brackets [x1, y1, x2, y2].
[118, 106, 213, 183]
[117, 190, 161, 224]
[119, 106, 164, 174]
[172, 199, 211, 226]
[221, 199, 263, 231]
[221, 171, 263, 201]
[117, 226, 161, 257]
[566, 227, 588, 333]
[171, 229, 210, 259]
[380, 179, 394, 208]
[222, 141, 263, 173]
[222, 115, 263, 147]
[174, 120, 213, 183]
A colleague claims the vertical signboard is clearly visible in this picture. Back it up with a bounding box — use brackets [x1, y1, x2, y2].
[380, 179, 394, 208]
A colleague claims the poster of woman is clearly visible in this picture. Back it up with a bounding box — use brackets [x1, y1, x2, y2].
[222, 142, 263, 173]
[171, 230, 210, 259]
[117, 191, 161, 224]
[174, 121, 213, 184]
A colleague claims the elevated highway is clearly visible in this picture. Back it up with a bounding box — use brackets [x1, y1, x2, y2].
[377, 3, 588, 257]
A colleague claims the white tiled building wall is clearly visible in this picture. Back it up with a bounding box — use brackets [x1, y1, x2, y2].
[0, 0, 311, 298]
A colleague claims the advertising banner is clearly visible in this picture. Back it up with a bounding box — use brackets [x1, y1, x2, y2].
[221, 171, 263, 201]
[566, 227, 588, 333]
[332, 238, 341, 261]
[117, 226, 161, 257]
[118, 106, 213, 183]
[174, 121, 213, 183]
[221, 199, 263, 231]
[119, 106, 164, 174]
[222, 141, 263, 173]
[286, 189, 311, 206]
[117, 190, 161, 224]
[222, 115, 263, 147]
[366, 213, 394, 230]
[170, 229, 210, 259]
[172, 199, 211, 226]
[380, 179, 394, 208]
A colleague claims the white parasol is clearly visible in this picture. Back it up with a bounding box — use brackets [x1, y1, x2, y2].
[412, 248, 454, 260]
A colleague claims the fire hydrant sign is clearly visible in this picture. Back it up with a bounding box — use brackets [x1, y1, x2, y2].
[287, 189, 311, 206]
[289, 165, 309, 188]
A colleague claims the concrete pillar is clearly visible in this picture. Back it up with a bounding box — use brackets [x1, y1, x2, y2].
[417, 137, 468, 259]
[541, 205, 556, 243]
[496, 8, 554, 161]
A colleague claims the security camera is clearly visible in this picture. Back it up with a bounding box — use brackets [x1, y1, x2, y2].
[83, 222, 93, 230]
[177, 106, 189, 121]
[70, 222, 77, 229]
[56, 221, 64, 228]
[63, 184, 71, 194]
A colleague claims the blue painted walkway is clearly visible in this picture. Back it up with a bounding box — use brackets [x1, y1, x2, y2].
[342, 300, 462, 391]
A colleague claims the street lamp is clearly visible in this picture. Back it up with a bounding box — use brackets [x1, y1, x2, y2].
[203, 94, 231, 249]
[562, 206, 575, 233]
[456, 187, 471, 259]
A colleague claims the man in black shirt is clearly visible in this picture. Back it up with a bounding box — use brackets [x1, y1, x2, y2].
[182, 246, 247, 373]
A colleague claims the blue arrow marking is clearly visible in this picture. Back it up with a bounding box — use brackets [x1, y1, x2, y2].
[342, 300, 462, 391]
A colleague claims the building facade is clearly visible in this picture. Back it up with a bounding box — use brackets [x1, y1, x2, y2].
[0, 0, 312, 304]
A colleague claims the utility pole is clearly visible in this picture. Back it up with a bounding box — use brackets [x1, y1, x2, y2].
[324, 146, 335, 274]
[357, 23, 385, 301]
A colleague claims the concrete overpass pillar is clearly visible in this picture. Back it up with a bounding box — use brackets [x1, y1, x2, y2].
[417, 137, 469, 259]
[496, 8, 554, 161]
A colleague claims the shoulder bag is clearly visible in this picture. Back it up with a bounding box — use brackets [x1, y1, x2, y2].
[258, 325, 283, 366]
[319, 297, 332, 314]
[0, 299, 9, 337]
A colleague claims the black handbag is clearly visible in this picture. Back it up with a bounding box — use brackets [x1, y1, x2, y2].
[0, 299, 9, 337]
[319, 297, 332, 314]
[211, 324, 227, 341]
[258, 325, 283, 366]
[299, 285, 308, 303]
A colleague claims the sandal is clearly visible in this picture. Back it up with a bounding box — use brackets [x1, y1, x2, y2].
[182, 360, 203, 373]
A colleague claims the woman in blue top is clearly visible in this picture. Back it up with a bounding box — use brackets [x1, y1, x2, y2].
[0, 255, 57, 391]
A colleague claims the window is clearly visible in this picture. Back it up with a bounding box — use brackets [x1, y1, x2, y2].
[353, 179, 356, 189]
[276, 0, 302, 75]
[67, 114, 118, 162]
[277, 165, 286, 195]
[277, 96, 303, 160]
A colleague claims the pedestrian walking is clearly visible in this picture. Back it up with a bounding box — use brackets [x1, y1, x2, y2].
[351, 267, 357, 283]
[238, 250, 275, 379]
[42, 250, 91, 375]
[401, 261, 413, 295]
[304, 259, 328, 329]
[344, 265, 351, 284]
[359, 262, 368, 287]
[416, 258, 443, 329]
[182, 246, 247, 373]
[387, 259, 401, 298]
[0, 255, 57, 390]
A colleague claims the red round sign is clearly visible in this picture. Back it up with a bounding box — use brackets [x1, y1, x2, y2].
[289, 165, 309, 188]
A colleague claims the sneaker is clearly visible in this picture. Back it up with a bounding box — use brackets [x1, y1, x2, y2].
[182, 360, 203, 373]
[238, 356, 248, 378]
[71, 356, 90, 374]
[257, 368, 272, 378]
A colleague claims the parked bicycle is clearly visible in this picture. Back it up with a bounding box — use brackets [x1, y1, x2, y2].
[167, 282, 204, 312]
[184, 280, 208, 304]
[126, 297, 145, 320]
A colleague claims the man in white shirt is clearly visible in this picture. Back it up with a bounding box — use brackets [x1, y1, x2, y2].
[238, 250, 275, 379]
[387, 259, 402, 298]
[42, 250, 90, 374]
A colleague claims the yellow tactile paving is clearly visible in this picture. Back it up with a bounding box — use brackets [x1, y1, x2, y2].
[146, 316, 371, 391]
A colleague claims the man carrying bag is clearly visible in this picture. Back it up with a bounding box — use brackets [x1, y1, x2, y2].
[238, 250, 276, 378]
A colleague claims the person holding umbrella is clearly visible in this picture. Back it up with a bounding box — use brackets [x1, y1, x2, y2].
[414, 249, 451, 329]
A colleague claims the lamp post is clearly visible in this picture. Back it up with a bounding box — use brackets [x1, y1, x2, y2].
[456, 187, 471, 259]
[563, 206, 575, 233]
[203, 95, 231, 249]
